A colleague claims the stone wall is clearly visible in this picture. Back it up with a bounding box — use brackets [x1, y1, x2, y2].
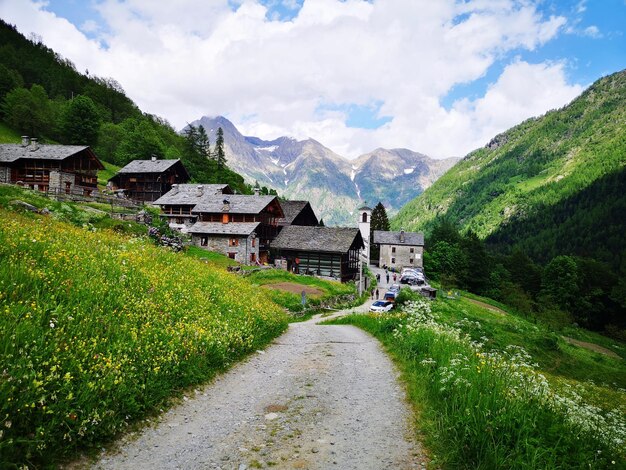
[49, 171, 75, 193]
[0, 166, 10, 184]
[379, 244, 423, 269]
[191, 233, 258, 265]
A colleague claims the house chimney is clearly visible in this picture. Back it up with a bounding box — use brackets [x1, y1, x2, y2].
[151, 154, 157, 161]
[21, 136, 29, 147]
[171, 184, 178, 195]
[400, 229, 405, 243]
[197, 185, 204, 197]
[29, 138, 39, 151]
[253, 187, 260, 196]
[222, 198, 231, 212]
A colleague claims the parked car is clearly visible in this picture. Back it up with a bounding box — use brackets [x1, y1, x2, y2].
[400, 275, 425, 286]
[370, 300, 394, 313]
[388, 284, 401, 292]
[383, 290, 398, 302]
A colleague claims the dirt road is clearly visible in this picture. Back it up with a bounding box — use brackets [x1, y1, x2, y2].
[91, 306, 424, 469]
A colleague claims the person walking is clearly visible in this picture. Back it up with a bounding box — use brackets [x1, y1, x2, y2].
[375, 288, 379, 300]
[386, 273, 390, 284]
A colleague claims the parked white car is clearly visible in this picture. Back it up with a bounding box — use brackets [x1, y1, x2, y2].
[369, 300, 394, 313]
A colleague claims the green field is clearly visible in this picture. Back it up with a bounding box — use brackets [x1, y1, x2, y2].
[328, 295, 626, 469]
[0, 206, 289, 467]
[245, 269, 359, 317]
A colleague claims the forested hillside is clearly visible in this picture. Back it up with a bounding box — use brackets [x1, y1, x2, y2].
[392, 70, 626, 334]
[394, 70, 625, 257]
[0, 19, 248, 193]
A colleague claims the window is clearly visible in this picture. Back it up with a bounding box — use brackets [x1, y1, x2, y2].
[228, 253, 236, 259]
[410, 248, 414, 254]
[391, 247, 396, 253]
[222, 213, 229, 224]
[391, 257, 396, 264]
[416, 253, 421, 259]
[201, 236, 208, 246]
[250, 253, 256, 263]
[409, 258, 414, 264]
[251, 238, 256, 247]
[362, 212, 368, 223]
[229, 238, 239, 247]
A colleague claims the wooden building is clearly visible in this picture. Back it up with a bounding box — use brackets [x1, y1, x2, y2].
[270, 226, 364, 282]
[189, 195, 284, 264]
[108, 157, 190, 202]
[0, 138, 103, 195]
[153, 183, 233, 232]
[373, 230, 424, 269]
[277, 200, 319, 227]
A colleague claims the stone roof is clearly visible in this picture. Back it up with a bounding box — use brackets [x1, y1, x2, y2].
[358, 205, 372, 211]
[373, 230, 424, 246]
[153, 184, 232, 205]
[117, 159, 183, 174]
[188, 221, 260, 236]
[277, 200, 312, 225]
[272, 226, 364, 254]
[0, 143, 92, 163]
[192, 195, 280, 215]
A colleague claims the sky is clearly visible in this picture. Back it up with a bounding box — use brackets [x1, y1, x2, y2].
[0, 0, 624, 159]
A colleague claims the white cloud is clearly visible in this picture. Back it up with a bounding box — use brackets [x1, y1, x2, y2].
[0, 0, 583, 159]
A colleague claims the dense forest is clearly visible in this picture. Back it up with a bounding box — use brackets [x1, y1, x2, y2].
[0, 19, 249, 194]
[393, 70, 626, 336]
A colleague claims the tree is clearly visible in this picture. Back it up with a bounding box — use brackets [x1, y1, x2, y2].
[428, 217, 462, 249]
[114, 118, 165, 166]
[370, 202, 390, 262]
[540, 255, 580, 314]
[197, 125, 211, 160]
[460, 230, 490, 294]
[60, 95, 101, 145]
[2, 84, 53, 137]
[215, 126, 226, 170]
[0, 63, 22, 99]
[426, 240, 467, 287]
[95, 122, 125, 163]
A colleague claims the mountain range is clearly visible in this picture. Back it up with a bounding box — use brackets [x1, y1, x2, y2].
[192, 116, 458, 226]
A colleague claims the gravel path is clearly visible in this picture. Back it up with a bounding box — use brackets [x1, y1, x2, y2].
[91, 304, 424, 469]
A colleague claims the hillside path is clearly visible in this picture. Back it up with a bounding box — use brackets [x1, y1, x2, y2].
[90, 302, 424, 470]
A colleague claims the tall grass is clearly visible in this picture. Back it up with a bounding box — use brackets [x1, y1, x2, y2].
[331, 300, 625, 469]
[0, 209, 288, 467]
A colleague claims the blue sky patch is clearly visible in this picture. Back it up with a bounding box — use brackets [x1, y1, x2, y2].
[317, 101, 392, 129]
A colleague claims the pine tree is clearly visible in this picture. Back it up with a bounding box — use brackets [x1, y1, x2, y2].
[197, 125, 211, 160]
[215, 126, 226, 170]
[369, 202, 390, 262]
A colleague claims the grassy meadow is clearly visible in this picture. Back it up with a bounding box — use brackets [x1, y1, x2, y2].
[328, 295, 626, 469]
[0, 208, 288, 467]
[245, 269, 359, 316]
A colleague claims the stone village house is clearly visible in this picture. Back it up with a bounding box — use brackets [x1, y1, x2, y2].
[188, 195, 284, 265]
[373, 229, 424, 269]
[152, 183, 233, 233]
[0, 137, 103, 195]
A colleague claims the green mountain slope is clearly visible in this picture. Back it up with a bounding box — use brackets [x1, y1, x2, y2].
[0, 19, 249, 193]
[393, 69, 626, 267]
